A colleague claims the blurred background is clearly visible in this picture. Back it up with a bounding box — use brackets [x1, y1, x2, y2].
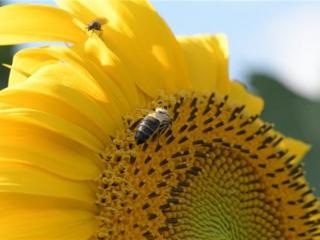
[1, 1, 319, 195]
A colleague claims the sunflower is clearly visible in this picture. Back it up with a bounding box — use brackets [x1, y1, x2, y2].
[0, 1, 319, 240]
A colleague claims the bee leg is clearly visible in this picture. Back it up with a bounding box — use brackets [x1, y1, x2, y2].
[159, 120, 171, 136]
[155, 124, 168, 145]
[168, 121, 173, 132]
[129, 118, 143, 131]
[108, 135, 115, 141]
[156, 130, 161, 146]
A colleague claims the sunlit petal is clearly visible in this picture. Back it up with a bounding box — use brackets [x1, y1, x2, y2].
[56, 0, 191, 97]
[0, 193, 96, 240]
[0, 4, 86, 44]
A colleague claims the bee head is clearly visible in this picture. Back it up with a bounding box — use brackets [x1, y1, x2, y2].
[154, 108, 171, 122]
[155, 107, 168, 115]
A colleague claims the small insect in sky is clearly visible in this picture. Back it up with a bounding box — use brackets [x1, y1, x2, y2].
[135, 108, 172, 145]
[86, 18, 108, 35]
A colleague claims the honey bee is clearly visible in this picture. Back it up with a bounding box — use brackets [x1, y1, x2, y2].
[86, 18, 108, 35]
[135, 108, 172, 145]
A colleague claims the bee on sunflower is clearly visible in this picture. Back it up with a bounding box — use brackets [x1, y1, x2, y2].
[0, 1, 318, 240]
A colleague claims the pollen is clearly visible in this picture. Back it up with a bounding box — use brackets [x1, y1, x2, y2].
[95, 92, 320, 240]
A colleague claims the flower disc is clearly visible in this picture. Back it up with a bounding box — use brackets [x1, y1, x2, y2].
[96, 92, 319, 240]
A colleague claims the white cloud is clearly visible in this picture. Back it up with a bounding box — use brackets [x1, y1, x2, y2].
[246, 5, 320, 99]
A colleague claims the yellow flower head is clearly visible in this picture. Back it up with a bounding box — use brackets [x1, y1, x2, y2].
[0, 1, 319, 240]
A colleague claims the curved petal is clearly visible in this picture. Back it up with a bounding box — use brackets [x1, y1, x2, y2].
[0, 142, 101, 182]
[0, 193, 96, 240]
[0, 106, 102, 181]
[177, 34, 229, 94]
[228, 81, 264, 115]
[80, 36, 145, 108]
[8, 46, 134, 121]
[178, 34, 263, 115]
[0, 162, 95, 204]
[0, 107, 102, 152]
[280, 137, 310, 165]
[6, 46, 61, 86]
[56, 0, 191, 97]
[6, 59, 124, 142]
[0, 4, 86, 45]
[0, 88, 110, 146]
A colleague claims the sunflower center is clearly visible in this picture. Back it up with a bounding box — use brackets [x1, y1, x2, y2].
[95, 91, 291, 240]
[161, 149, 282, 240]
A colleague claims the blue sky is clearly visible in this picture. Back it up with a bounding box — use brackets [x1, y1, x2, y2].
[151, 1, 320, 99]
[152, 1, 287, 81]
[6, 0, 320, 99]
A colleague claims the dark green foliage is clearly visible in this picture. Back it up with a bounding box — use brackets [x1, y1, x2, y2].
[0, 1, 14, 90]
[250, 73, 320, 195]
[0, 45, 13, 89]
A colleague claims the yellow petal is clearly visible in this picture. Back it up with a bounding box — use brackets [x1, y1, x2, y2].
[8, 47, 136, 131]
[0, 162, 95, 204]
[0, 88, 109, 147]
[56, 0, 191, 97]
[6, 47, 60, 86]
[177, 34, 263, 115]
[0, 4, 86, 45]
[0, 107, 102, 152]
[1, 62, 107, 179]
[0, 127, 101, 181]
[228, 81, 264, 115]
[280, 137, 310, 165]
[177, 34, 230, 94]
[80, 36, 144, 109]
[0, 193, 96, 240]
[7, 58, 125, 141]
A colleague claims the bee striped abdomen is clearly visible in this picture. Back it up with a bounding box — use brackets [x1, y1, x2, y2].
[135, 116, 160, 145]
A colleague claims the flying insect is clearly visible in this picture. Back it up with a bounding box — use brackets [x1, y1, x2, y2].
[86, 18, 108, 35]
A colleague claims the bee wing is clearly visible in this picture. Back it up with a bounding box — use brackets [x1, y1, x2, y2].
[136, 108, 153, 114]
[129, 117, 143, 131]
[94, 17, 108, 25]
